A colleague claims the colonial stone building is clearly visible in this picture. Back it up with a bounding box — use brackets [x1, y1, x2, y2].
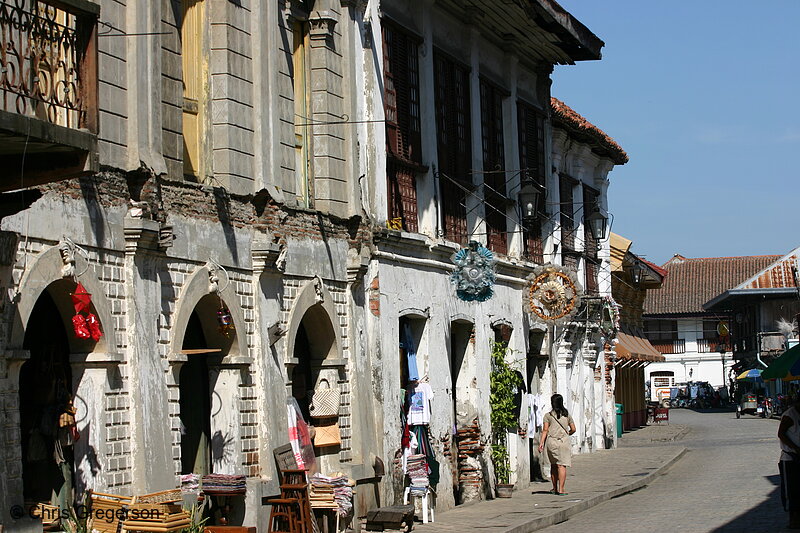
[0, 0, 627, 530]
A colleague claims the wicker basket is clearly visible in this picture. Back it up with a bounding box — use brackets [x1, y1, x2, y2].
[134, 489, 182, 504]
[88, 491, 134, 533]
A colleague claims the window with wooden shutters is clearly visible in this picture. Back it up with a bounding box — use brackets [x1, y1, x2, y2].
[559, 175, 575, 251]
[182, 0, 208, 181]
[383, 23, 421, 232]
[583, 186, 599, 258]
[585, 257, 599, 295]
[480, 80, 507, 255]
[518, 103, 545, 263]
[434, 52, 471, 244]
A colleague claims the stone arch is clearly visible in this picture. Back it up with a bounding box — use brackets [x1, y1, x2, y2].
[399, 307, 430, 319]
[9, 244, 115, 355]
[284, 278, 343, 365]
[169, 264, 246, 358]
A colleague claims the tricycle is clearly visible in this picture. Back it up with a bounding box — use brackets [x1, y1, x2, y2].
[736, 393, 773, 418]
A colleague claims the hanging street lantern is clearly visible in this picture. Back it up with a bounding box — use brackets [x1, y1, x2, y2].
[518, 182, 541, 220]
[630, 259, 645, 286]
[584, 207, 609, 241]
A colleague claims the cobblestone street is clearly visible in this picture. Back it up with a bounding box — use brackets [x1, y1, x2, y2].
[540, 409, 787, 532]
[416, 408, 788, 533]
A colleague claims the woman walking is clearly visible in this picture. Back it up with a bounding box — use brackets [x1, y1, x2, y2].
[538, 393, 576, 495]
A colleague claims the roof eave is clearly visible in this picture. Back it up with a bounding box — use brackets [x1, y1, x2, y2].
[703, 287, 800, 311]
[529, 0, 604, 62]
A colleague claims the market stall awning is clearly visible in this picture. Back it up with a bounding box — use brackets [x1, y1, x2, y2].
[615, 324, 665, 363]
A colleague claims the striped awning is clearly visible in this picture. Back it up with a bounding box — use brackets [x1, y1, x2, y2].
[615, 323, 665, 363]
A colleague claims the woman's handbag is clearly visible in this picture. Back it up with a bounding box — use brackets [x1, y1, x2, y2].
[310, 379, 341, 418]
[313, 418, 341, 447]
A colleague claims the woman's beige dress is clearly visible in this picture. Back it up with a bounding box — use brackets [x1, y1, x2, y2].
[543, 412, 574, 466]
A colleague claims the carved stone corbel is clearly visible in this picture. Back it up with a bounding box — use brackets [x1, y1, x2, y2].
[308, 10, 338, 42]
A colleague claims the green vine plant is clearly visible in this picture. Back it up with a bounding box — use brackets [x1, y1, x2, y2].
[489, 341, 524, 485]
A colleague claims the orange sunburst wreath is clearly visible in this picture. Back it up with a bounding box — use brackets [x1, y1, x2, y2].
[527, 265, 582, 324]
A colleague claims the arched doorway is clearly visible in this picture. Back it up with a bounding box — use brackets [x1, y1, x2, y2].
[288, 297, 342, 472]
[178, 293, 237, 476]
[19, 283, 85, 511]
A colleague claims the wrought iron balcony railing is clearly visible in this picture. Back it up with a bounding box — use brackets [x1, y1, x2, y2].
[0, 0, 98, 132]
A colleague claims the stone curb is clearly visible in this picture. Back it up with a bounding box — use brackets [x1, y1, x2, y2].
[502, 446, 688, 533]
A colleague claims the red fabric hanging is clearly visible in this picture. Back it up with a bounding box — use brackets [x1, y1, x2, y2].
[71, 283, 92, 314]
[72, 314, 90, 339]
[86, 313, 102, 341]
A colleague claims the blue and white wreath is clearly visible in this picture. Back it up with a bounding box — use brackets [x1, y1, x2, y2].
[450, 241, 496, 302]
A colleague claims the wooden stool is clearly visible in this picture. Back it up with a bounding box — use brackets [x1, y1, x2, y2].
[267, 498, 301, 533]
[278, 469, 313, 533]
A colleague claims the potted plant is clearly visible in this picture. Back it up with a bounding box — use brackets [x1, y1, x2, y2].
[490, 341, 524, 498]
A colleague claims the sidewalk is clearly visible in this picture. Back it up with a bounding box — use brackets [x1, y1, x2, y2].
[413, 423, 689, 533]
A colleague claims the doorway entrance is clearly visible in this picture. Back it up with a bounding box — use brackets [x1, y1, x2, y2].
[19, 288, 75, 509]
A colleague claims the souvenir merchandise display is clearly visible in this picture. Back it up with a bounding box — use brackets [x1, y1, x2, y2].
[450, 241, 496, 302]
[527, 264, 582, 324]
[407, 382, 433, 426]
[71, 282, 102, 341]
[201, 473, 247, 495]
[287, 397, 316, 472]
[309, 473, 355, 517]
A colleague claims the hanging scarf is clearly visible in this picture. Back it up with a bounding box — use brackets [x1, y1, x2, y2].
[410, 425, 440, 487]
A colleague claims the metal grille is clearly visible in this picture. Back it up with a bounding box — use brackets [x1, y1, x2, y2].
[434, 52, 470, 244]
[480, 80, 506, 255]
[0, 0, 94, 130]
[387, 158, 419, 233]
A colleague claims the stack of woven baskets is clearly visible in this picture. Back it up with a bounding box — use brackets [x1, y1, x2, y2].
[121, 489, 191, 533]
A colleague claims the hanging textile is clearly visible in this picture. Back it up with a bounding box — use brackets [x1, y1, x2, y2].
[410, 425, 440, 487]
[402, 323, 420, 382]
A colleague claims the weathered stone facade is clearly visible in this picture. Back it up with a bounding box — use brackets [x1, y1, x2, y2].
[0, 0, 627, 530]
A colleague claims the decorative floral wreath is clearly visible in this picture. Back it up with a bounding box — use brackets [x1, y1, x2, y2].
[526, 264, 582, 324]
[600, 295, 621, 337]
[450, 241, 496, 302]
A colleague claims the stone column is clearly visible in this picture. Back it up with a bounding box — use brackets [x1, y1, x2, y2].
[124, 217, 173, 492]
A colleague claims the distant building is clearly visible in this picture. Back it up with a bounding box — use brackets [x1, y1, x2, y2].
[608, 234, 665, 431]
[643, 254, 780, 393]
[704, 247, 800, 383]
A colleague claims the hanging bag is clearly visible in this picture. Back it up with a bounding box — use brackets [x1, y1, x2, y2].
[313, 417, 341, 447]
[309, 379, 341, 418]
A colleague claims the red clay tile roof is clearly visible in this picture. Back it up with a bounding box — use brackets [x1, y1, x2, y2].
[643, 254, 782, 316]
[640, 258, 668, 279]
[550, 97, 628, 165]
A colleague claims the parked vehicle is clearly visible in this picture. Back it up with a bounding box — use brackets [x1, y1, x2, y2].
[737, 393, 773, 418]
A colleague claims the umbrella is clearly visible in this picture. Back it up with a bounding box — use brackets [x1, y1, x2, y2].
[736, 368, 762, 381]
[762, 344, 800, 381]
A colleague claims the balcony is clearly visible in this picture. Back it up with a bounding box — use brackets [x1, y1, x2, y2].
[0, 0, 99, 191]
[651, 339, 685, 355]
[697, 338, 731, 354]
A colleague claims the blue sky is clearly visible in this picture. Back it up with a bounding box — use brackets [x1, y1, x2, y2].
[552, 1, 800, 265]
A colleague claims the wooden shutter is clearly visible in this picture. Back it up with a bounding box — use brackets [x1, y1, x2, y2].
[434, 52, 471, 245]
[518, 103, 545, 263]
[383, 23, 421, 232]
[480, 80, 506, 255]
[559, 175, 575, 251]
[583, 186, 599, 258]
[182, 0, 207, 179]
[383, 24, 421, 163]
[585, 258, 599, 295]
